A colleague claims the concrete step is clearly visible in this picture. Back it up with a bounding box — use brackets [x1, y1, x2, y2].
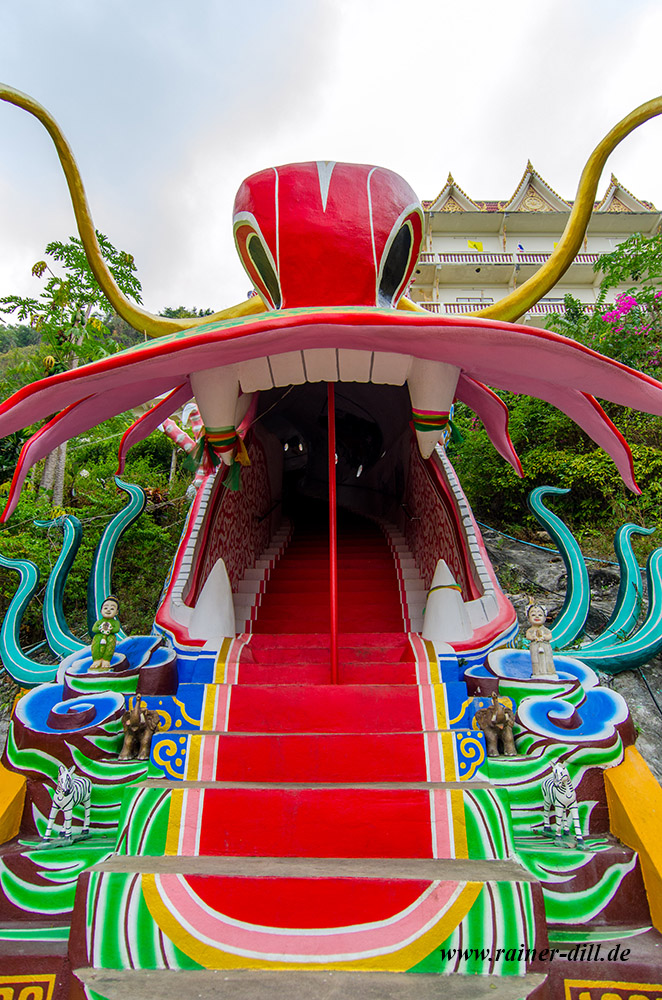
[74, 968, 548, 1000]
[75, 855, 546, 978]
[93, 854, 532, 879]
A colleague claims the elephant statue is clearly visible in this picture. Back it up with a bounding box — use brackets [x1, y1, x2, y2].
[119, 694, 162, 761]
[471, 692, 517, 757]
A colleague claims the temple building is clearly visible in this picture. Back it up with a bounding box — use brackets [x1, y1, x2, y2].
[408, 167, 661, 327]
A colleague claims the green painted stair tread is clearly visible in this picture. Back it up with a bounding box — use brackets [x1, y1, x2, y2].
[73, 968, 548, 1000]
[547, 924, 653, 943]
[0, 922, 70, 940]
[90, 855, 539, 881]
[515, 835, 650, 930]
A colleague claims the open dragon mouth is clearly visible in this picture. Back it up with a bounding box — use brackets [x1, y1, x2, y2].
[155, 348, 517, 661]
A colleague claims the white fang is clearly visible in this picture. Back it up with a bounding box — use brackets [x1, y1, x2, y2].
[316, 161, 336, 212]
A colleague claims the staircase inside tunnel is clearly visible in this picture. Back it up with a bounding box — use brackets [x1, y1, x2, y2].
[252, 501, 407, 635]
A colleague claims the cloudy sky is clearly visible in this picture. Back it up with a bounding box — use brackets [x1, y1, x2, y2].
[1, 0, 661, 317]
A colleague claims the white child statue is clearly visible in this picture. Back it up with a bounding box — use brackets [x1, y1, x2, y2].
[525, 603, 557, 678]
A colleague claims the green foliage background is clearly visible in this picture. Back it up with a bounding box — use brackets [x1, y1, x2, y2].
[0, 426, 192, 652]
[0, 237, 208, 656]
[447, 232, 662, 558]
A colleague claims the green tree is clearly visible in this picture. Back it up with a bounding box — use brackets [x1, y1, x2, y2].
[159, 306, 214, 319]
[447, 232, 662, 551]
[0, 234, 143, 506]
[546, 232, 662, 374]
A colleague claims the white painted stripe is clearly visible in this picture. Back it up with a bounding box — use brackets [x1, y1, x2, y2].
[316, 161, 336, 212]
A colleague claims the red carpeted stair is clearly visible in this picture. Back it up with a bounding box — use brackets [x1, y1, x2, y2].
[80, 502, 549, 987]
[253, 506, 405, 635]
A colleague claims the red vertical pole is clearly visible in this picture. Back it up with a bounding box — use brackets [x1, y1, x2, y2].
[328, 382, 339, 684]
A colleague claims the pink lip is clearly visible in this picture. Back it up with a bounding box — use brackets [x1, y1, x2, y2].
[1, 305, 661, 520]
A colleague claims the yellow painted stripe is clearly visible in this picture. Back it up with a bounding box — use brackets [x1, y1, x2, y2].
[0, 763, 26, 845]
[564, 980, 662, 999]
[186, 735, 202, 781]
[213, 638, 232, 683]
[164, 789, 184, 856]
[441, 732, 457, 781]
[449, 696, 473, 726]
[450, 789, 469, 859]
[423, 639, 440, 684]
[605, 745, 662, 933]
[202, 686, 218, 731]
[0, 975, 55, 1000]
[142, 874, 483, 971]
[432, 684, 448, 729]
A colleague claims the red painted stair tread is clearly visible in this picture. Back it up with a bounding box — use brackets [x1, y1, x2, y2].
[235, 662, 417, 684]
[212, 733, 426, 782]
[182, 875, 433, 928]
[254, 509, 406, 634]
[195, 788, 436, 858]
[226, 685, 424, 733]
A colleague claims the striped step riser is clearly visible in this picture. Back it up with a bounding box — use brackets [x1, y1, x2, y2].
[221, 664, 419, 684]
[253, 622, 406, 634]
[258, 579, 407, 592]
[150, 683, 475, 731]
[173, 662, 422, 685]
[251, 569, 409, 581]
[154, 787, 510, 860]
[75, 870, 546, 974]
[248, 634, 414, 651]
[152, 731, 485, 783]
[245, 648, 411, 664]
[254, 585, 400, 608]
[185, 683, 472, 734]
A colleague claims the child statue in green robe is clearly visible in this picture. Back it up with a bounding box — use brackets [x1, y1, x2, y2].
[90, 595, 121, 672]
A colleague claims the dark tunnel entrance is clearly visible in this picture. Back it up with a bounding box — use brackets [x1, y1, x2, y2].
[256, 381, 413, 522]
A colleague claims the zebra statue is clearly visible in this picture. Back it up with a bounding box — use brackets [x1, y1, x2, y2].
[541, 761, 585, 847]
[43, 765, 92, 840]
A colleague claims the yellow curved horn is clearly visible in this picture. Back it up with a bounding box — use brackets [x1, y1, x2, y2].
[471, 97, 662, 322]
[0, 84, 267, 337]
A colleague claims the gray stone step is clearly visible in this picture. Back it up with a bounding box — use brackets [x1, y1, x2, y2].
[92, 854, 537, 882]
[75, 968, 547, 1000]
[137, 778, 493, 790]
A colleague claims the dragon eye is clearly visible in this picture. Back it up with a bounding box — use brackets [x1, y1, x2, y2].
[233, 217, 282, 309]
[378, 223, 413, 307]
[376, 205, 422, 308]
[247, 234, 282, 309]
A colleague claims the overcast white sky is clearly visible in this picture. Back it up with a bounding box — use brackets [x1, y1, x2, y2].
[1, 0, 661, 317]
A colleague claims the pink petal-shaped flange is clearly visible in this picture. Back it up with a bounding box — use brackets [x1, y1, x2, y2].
[455, 375, 523, 476]
[116, 382, 192, 473]
[2, 377, 175, 520]
[1, 311, 661, 515]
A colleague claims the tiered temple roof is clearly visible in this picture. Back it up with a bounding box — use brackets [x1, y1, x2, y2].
[422, 168, 656, 213]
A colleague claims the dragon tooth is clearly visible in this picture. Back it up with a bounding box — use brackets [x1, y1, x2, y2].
[407, 359, 461, 459]
[191, 366, 241, 466]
